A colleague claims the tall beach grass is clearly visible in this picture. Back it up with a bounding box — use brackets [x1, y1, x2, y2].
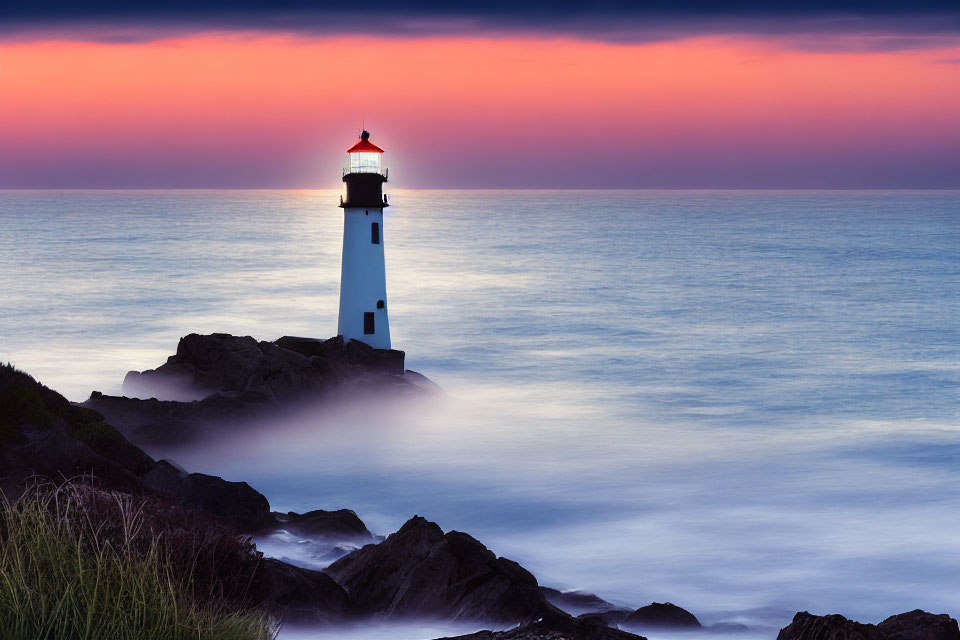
[0, 481, 276, 640]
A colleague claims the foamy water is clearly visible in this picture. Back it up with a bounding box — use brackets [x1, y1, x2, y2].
[1, 189, 958, 637]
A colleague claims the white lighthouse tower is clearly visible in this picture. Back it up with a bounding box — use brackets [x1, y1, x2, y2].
[337, 130, 391, 349]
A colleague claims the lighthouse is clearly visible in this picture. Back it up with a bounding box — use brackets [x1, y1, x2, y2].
[337, 130, 391, 349]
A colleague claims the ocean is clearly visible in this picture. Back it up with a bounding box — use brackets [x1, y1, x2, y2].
[1, 189, 958, 638]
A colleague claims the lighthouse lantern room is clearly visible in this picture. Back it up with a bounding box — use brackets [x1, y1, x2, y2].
[337, 131, 391, 349]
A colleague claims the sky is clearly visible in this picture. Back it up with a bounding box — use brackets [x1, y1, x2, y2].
[1, 1, 959, 188]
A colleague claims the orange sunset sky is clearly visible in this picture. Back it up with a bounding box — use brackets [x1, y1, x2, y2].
[2, 19, 959, 187]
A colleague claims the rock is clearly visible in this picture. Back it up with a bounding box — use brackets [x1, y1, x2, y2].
[624, 602, 702, 629]
[878, 611, 960, 640]
[90, 333, 434, 447]
[0, 363, 168, 498]
[404, 369, 446, 395]
[256, 508, 377, 571]
[540, 587, 629, 617]
[777, 611, 960, 640]
[0, 421, 147, 498]
[276, 335, 405, 377]
[141, 458, 187, 493]
[0, 364, 277, 532]
[777, 612, 883, 640]
[123, 333, 410, 404]
[171, 472, 275, 532]
[277, 508, 373, 539]
[122, 333, 334, 403]
[434, 610, 647, 640]
[82, 390, 263, 447]
[250, 558, 350, 624]
[325, 515, 553, 623]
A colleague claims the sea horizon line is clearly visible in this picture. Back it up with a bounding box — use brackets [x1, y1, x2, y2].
[3, 187, 960, 192]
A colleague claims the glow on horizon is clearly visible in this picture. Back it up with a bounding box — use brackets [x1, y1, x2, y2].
[1, 34, 959, 188]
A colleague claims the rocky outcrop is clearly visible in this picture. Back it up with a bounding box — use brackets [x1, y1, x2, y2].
[0, 364, 278, 532]
[0, 363, 169, 498]
[777, 612, 884, 640]
[777, 611, 960, 640]
[540, 587, 630, 619]
[86, 333, 434, 446]
[623, 602, 701, 630]
[140, 459, 188, 493]
[82, 391, 256, 447]
[274, 508, 373, 539]
[122, 333, 327, 402]
[170, 472, 274, 532]
[122, 333, 407, 403]
[325, 515, 554, 623]
[878, 611, 960, 640]
[276, 335, 405, 379]
[323, 514, 657, 640]
[434, 610, 646, 640]
[250, 558, 350, 624]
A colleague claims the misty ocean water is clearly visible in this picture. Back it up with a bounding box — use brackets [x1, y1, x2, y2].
[1, 190, 959, 638]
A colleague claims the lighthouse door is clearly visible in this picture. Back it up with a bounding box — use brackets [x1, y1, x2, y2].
[363, 312, 375, 335]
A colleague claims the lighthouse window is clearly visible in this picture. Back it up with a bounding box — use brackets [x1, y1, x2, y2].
[377, 300, 385, 309]
[350, 152, 381, 174]
[371, 222, 380, 244]
[363, 312, 375, 335]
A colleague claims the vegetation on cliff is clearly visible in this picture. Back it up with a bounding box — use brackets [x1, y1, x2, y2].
[0, 481, 275, 640]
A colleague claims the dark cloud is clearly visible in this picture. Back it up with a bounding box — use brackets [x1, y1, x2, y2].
[2, 0, 960, 48]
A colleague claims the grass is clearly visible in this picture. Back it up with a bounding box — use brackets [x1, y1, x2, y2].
[0, 481, 277, 640]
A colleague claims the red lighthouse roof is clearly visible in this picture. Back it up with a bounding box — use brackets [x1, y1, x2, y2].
[347, 130, 384, 153]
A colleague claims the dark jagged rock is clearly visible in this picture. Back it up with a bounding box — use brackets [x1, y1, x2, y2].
[275, 508, 374, 539]
[878, 611, 960, 640]
[777, 612, 883, 640]
[123, 333, 337, 403]
[87, 333, 434, 447]
[1, 363, 167, 498]
[82, 390, 260, 447]
[140, 458, 187, 493]
[623, 603, 701, 629]
[254, 508, 377, 572]
[276, 335, 404, 377]
[171, 472, 274, 532]
[123, 333, 407, 403]
[540, 587, 629, 618]
[403, 369, 446, 395]
[434, 610, 647, 640]
[779, 611, 960, 640]
[0, 364, 275, 531]
[1, 421, 147, 497]
[325, 515, 554, 623]
[251, 558, 350, 624]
